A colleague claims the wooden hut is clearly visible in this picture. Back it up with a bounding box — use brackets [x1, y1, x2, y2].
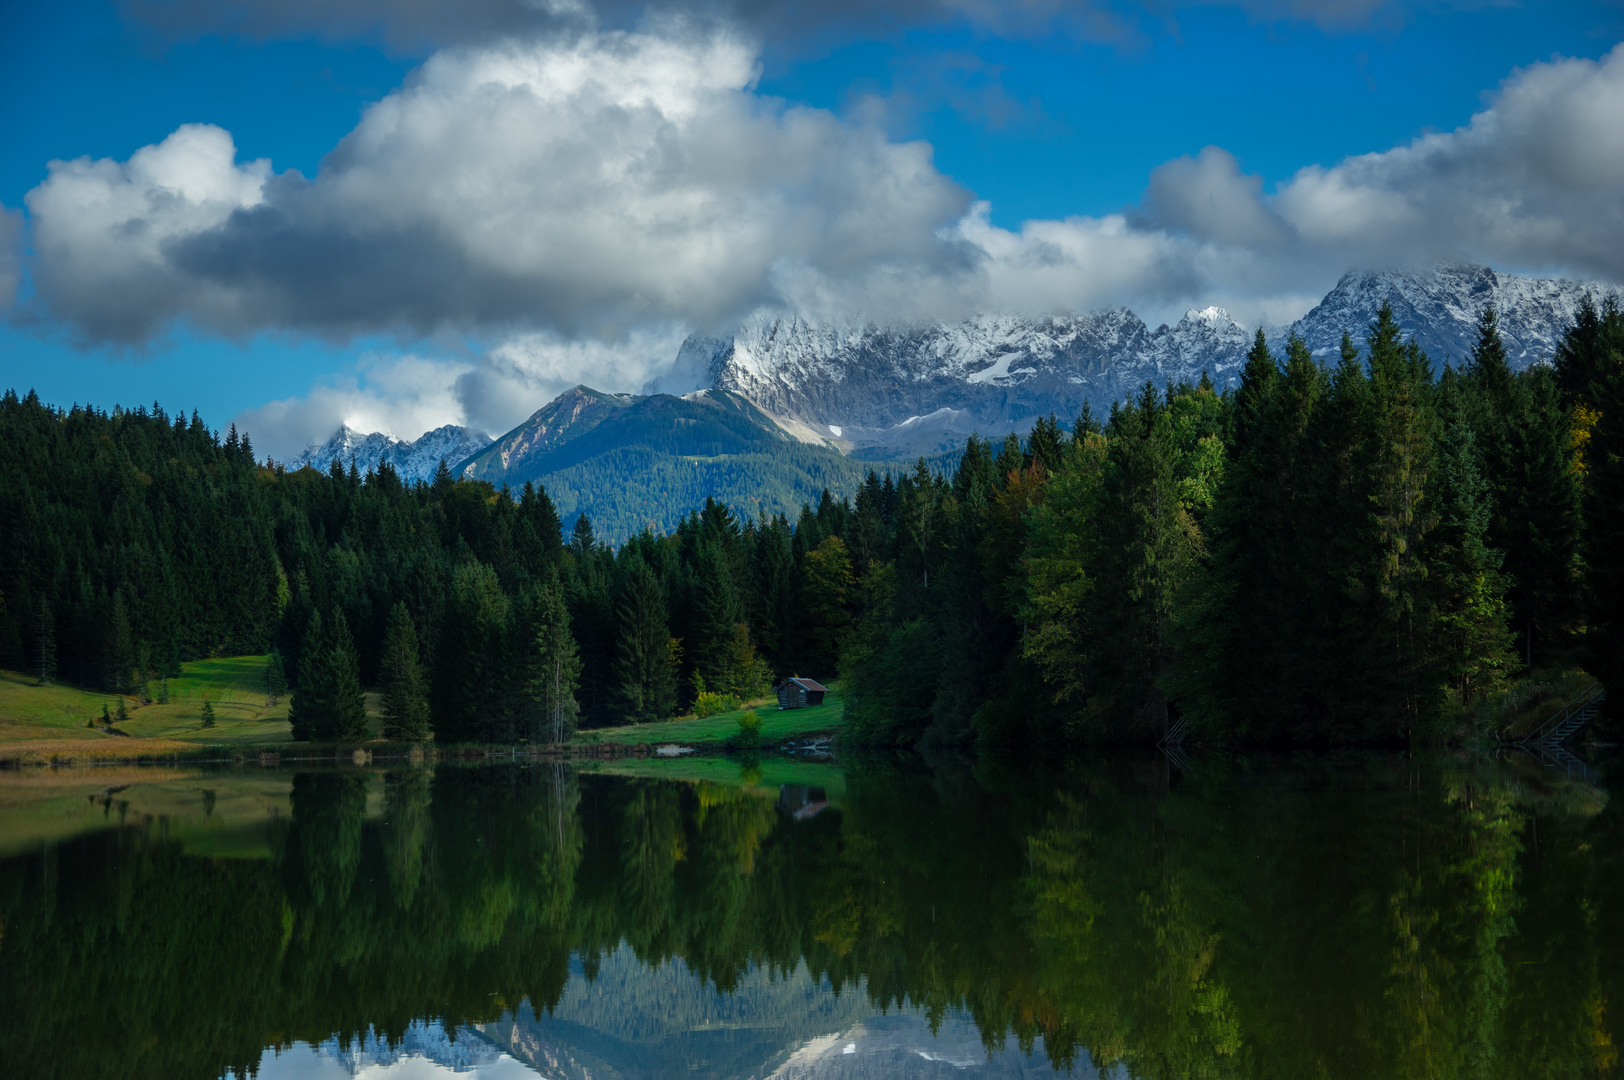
[775, 677, 828, 710]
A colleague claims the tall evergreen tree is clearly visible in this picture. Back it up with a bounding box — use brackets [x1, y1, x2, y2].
[1577, 302, 1624, 717]
[1090, 385, 1198, 738]
[520, 583, 581, 744]
[265, 648, 287, 707]
[319, 610, 369, 742]
[1430, 372, 1515, 703]
[104, 589, 137, 694]
[611, 556, 678, 723]
[431, 561, 510, 743]
[379, 602, 430, 741]
[35, 597, 56, 687]
[288, 610, 323, 742]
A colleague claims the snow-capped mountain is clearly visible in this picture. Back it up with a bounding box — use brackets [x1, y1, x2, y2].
[290, 424, 492, 482]
[1289, 264, 1608, 365]
[688, 264, 1616, 444]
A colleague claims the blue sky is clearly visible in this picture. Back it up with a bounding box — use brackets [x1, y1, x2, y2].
[3, 0, 1623, 454]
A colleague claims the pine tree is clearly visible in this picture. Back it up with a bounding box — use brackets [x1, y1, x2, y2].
[1361, 308, 1442, 730]
[692, 542, 743, 692]
[1579, 301, 1624, 718]
[522, 583, 581, 743]
[1091, 385, 1198, 738]
[320, 611, 369, 742]
[265, 648, 288, 707]
[611, 557, 678, 723]
[379, 602, 430, 741]
[200, 700, 215, 728]
[35, 598, 56, 687]
[115, 697, 130, 724]
[799, 535, 854, 676]
[1430, 372, 1515, 703]
[431, 562, 510, 743]
[287, 609, 324, 741]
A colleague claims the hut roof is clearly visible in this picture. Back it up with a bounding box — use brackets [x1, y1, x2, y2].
[777, 677, 829, 693]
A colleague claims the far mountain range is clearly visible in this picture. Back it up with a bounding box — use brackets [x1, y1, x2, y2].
[288, 263, 1617, 538]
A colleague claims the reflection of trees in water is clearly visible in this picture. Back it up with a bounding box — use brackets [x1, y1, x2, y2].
[0, 756, 1621, 1080]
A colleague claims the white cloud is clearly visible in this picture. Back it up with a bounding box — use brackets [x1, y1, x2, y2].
[0, 204, 21, 311]
[235, 352, 473, 459]
[456, 324, 692, 433]
[22, 30, 1624, 445]
[26, 28, 972, 346]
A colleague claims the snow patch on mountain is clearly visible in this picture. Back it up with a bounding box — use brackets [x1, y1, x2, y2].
[290, 423, 492, 482]
[696, 264, 1618, 441]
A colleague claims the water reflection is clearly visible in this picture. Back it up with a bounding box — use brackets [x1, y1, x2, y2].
[0, 753, 1618, 1080]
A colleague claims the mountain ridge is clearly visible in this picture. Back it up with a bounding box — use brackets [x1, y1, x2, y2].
[288, 423, 492, 483]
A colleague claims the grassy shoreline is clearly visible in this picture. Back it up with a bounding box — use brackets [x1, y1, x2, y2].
[0, 662, 845, 766]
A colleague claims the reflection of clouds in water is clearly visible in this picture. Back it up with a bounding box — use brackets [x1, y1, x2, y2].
[229, 1020, 542, 1079]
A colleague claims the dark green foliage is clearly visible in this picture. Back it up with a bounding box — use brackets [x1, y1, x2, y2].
[1467, 307, 1584, 668]
[264, 649, 287, 707]
[611, 556, 678, 724]
[116, 697, 131, 725]
[1577, 298, 1624, 720]
[289, 609, 368, 742]
[516, 582, 581, 743]
[430, 562, 511, 743]
[378, 603, 429, 741]
[199, 700, 214, 728]
[8, 756, 1616, 1080]
[35, 597, 55, 687]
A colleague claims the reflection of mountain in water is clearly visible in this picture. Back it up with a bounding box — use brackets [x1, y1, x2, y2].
[471, 946, 1073, 1080]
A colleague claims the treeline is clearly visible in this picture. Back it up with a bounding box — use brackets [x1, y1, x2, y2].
[836, 300, 1624, 744]
[0, 389, 879, 741]
[2, 296, 1619, 745]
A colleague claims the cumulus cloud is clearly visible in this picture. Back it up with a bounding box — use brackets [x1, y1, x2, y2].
[22, 31, 1624, 444]
[26, 29, 972, 347]
[0, 204, 21, 311]
[457, 325, 692, 433]
[235, 352, 474, 459]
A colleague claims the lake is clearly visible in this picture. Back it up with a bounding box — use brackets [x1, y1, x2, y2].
[0, 751, 1618, 1079]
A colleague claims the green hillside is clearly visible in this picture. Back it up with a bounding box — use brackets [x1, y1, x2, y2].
[461, 387, 882, 538]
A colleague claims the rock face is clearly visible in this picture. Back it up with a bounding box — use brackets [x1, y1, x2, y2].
[1289, 264, 1607, 365]
[289, 423, 492, 482]
[691, 264, 1616, 443]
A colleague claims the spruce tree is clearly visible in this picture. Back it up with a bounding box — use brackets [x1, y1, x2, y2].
[611, 556, 678, 723]
[1579, 302, 1624, 718]
[1468, 305, 1583, 669]
[200, 700, 215, 728]
[288, 609, 324, 742]
[692, 542, 743, 692]
[1362, 309, 1442, 731]
[115, 697, 130, 724]
[319, 610, 368, 742]
[1091, 384, 1197, 738]
[1430, 372, 1515, 703]
[431, 562, 510, 743]
[35, 598, 55, 687]
[105, 589, 137, 694]
[265, 648, 288, 707]
[522, 583, 582, 743]
[379, 602, 430, 742]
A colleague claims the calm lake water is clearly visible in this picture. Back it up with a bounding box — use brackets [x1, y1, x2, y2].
[0, 751, 1619, 1080]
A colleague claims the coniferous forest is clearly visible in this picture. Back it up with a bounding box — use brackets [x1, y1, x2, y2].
[1, 299, 1621, 746]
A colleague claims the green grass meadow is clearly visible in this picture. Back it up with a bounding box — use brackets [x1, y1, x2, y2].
[570, 686, 843, 747]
